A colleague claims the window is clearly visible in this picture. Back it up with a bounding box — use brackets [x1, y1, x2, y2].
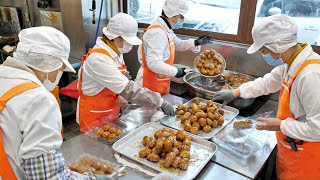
[127, 0, 242, 35]
[124, 0, 320, 53]
[255, 0, 320, 46]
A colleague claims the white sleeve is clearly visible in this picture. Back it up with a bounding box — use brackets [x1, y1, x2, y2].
[143, 29, 178, 77]
[19, 91, 63, 159]
[172, 33, 200, 53]
[84, 53, 129, 94]
[280, 72, 320, 141]
[238, 66, 283, 99]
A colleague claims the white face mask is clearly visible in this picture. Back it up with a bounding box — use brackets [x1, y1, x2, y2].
[43, 70, 63, 91]
[117, 41, 133, 54]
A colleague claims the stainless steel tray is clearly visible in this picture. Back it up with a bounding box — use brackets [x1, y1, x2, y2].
[160, 98, 239, 140]
[112, 122, 217, 180]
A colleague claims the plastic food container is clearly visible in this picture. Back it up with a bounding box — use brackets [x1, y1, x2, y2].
[68, 153, 120, 178]
[84, 121, 126, 145]
[212, 111, 273, 158]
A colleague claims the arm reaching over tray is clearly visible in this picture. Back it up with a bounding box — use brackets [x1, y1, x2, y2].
[119, 81, 175, 116]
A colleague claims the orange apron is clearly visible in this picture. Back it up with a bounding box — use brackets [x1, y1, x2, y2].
[78, 48, 127, 132]
[0, 82, 40, 180]
[141, 24, 175, 95]
[276, 59, 320, 180]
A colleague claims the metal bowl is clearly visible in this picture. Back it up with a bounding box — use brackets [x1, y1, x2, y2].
[194, 51, 226, 81]
[183, 71, 256, 110]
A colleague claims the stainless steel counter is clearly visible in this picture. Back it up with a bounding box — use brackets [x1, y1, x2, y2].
[60, 94, 277, 179]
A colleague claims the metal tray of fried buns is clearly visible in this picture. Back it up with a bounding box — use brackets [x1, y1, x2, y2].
[160, 98, 239, 140]
[112, 122, 216, 180]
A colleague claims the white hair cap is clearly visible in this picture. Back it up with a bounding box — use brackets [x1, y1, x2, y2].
[162, 0, 189, 18]
[14, 26, 76, 73]
[247, 14, 298, 54]
[102, 13, 142, 45]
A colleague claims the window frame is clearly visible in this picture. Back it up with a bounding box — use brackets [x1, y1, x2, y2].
[123, 0, 320, 53]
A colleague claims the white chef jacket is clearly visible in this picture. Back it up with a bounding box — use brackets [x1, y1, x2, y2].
[0, 57, 63, 179]
[239, 44, 320, 141]
[76, 38, 129, 123]
[135, 17, 200, 86]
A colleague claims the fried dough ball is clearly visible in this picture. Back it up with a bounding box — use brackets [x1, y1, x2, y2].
[207, 107, 216, 113]
[170, 130, 177, 137]
[200, 104, 207, 111]
[212, 120, 218, 128]
[199, 118, 207, 127]
[154, 130, 162, 139]
[206, 118, 213, 126]
[189, 103, 197, 109]
[143, 136, 150, 146]
[147, 137, 156, 149]
[80, 158, 95, 166]
[166, 152, 177, 159]
[206, 100, 213, 107]
[200, 68, 208, 75]
[174, 140, 182, 149]
[94, 170, 105, 175]
[218, 109, 225, 116]
[196, 62, 203, 68]
[172, 157, 181, 169]
[103, 124, 110, 131]
[217, 58, 223, 64]
[245, 120, 253, 124]
[179, 158, 189, 170]
[190, 115, 198, 124]
[207, 112, 214, 120]
[183, 138, 191, 147]
[160, 152, 167, 159]
[176, 130, 187, 141]
[190, 126, 199, 135]
[204, 50, 210, 56]
[194, 97, 201, 105]
[152, 147, 163, 155]
[180, 150, 191, 159]
[115, 129, 122, 136]
[92, 161, 102, 170]
[203, 125, 212, 133]
[200, 54, 206, 60]
[156, 139, 164, 150]
[109, 127, 116, 133]
[184, 112, 192, 118]
[185, 136, 192, 141]
[217, 117, 225, 125]
[164, 140, 173, 152]
[162, 131, 171, 138]
[190, 106, 200, 114]
[208, 70, 215, 76]
[139, 148, 151, 158]
[184, 123, 191, 131]
[147, 153, 160, 162]
[100, 164, 113, 174]
[173, 147, 180, 156]
[184, 119, 191, 126]
[203, 62, 209, 69]
[214, 69, 221, 75]
[96, 129, 104, 138]
[176, 110, 185, 116]
[164, 153, 176, 168]
[209, 49, 215, 55]
[192, 122, 200, 130]
[102, 131, 110, 139]
[177, 104, 185, 110]
[107, 133, 117, 141]
[180, 114, 189, 123]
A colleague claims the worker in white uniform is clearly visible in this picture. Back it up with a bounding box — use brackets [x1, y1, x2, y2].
[136, 0, 213, 95]
[77, 13, 175, 132]
[0, 27, 108, 179]
[213, 14, 320, 179]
